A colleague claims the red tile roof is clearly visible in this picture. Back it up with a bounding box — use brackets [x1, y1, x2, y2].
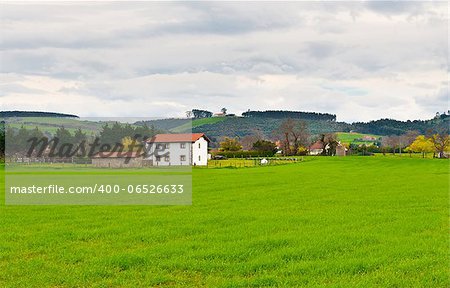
[92, 151, 143, 158]
[309, 141, 323, 150]
[146, 133, 209, 143]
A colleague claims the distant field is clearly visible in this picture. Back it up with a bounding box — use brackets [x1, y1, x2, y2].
[4, 117, 104, 134]
[337, 132, 381, 144]
[3, 117, 152, 135]
[171, 117, 228, 133]
[0, 157, 448, 287]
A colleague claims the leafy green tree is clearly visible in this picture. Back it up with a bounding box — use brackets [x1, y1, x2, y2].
[16, 126, 32, 154]
[252, 140, 277, 155]
[192, 109, 213, 118]
[220, 137, 242, 151]
[55, 127, 73, 145]
[73, 128, 87, 145]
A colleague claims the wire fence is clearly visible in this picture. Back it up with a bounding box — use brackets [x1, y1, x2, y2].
[4, 157, 92, 164]
[206, 157, 302, 168]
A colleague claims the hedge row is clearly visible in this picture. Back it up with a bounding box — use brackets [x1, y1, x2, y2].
[211, 150, 276, 158]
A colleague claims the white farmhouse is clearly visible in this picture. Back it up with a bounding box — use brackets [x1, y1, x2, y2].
[145, 133, 210, 166]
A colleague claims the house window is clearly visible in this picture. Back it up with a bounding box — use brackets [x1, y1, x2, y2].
[164, 156, 170, 162]
[180, 155, 186, 161]
[198, 143, 201, 148]
[198, 155, 201, 161]
[180, 143, 186, 149]
[156, 156, 161, 162]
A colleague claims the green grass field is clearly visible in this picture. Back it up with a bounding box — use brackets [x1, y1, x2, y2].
[337, 132, 381, 145]
[0, 157, 448, 287]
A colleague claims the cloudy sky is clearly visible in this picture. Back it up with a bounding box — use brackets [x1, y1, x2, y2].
[0, 1, 448, 122]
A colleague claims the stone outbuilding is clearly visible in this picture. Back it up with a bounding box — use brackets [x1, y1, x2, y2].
[92, 151, 151, 168]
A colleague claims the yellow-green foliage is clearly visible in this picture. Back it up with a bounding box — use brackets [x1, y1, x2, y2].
[406, 135, 434, 156]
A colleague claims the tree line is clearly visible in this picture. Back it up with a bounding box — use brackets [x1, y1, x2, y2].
[216, 119, 341, 157]
[2, 122, 159, 158]
[242, 110, 336, 121]
[214, 117, 449, 158]
[380, 128, 449, 158]
[0, 111, 78, 118]
[352, 114, 449, 136]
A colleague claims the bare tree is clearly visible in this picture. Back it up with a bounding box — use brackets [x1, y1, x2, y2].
[429, 128, 450, 158]
[291, 120, 309, 153]
[243, 129, 265, 151]
[382, 135, 402, 154]
[275, 119, 309, 155]
[403, 130, 420, 146]
[380, 136, 391, 155]
[241, 133, 262, 151]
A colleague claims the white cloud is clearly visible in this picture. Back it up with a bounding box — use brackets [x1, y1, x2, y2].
[0, 2, 447, 122]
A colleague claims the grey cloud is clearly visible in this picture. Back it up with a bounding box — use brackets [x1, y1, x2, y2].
[365, 1, 426, 15]
[0, 83, 45, 97]
[302, 42, 338, 59]
[0, 2, 447, 121]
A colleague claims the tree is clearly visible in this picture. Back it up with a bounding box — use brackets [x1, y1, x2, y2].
[221, 108, 227, 114]
[406, 135, 434, 158]
[121, 136, 141, 152]
[219, 137, 242, 151]
[241, 129, 264, 151]
[319, 133, 338, 156]
[382, 135, 402, 155]
[55, 126, 74, 145]
[275, 119, 309, 156]
[429, 130, 450, 158]
[15, 125, 33, 154]
[241, 135, 260, 151]
[403, 130, 420, 147]
[241, 110, 336, 121]
[186, 111, 193, 118]
[252, 140, 277, 155]
[192, 109, 213, 119]
[73, 128, 87, 145]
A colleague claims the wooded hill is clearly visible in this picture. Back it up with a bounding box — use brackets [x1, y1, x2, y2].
[142, 113, 448, 141]
[0, 111, 79, 118]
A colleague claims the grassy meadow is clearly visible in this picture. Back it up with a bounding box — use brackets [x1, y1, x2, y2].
[0, 156, 449, 287]
[4, 117, 103, 134]
[336, 132, 381, 145]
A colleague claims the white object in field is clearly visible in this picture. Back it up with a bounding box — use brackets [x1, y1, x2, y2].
[260, 158, 268, 165]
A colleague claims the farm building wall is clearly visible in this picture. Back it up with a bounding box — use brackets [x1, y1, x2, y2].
[335, 146, 346, 156]
[92, 158, 152, 168]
